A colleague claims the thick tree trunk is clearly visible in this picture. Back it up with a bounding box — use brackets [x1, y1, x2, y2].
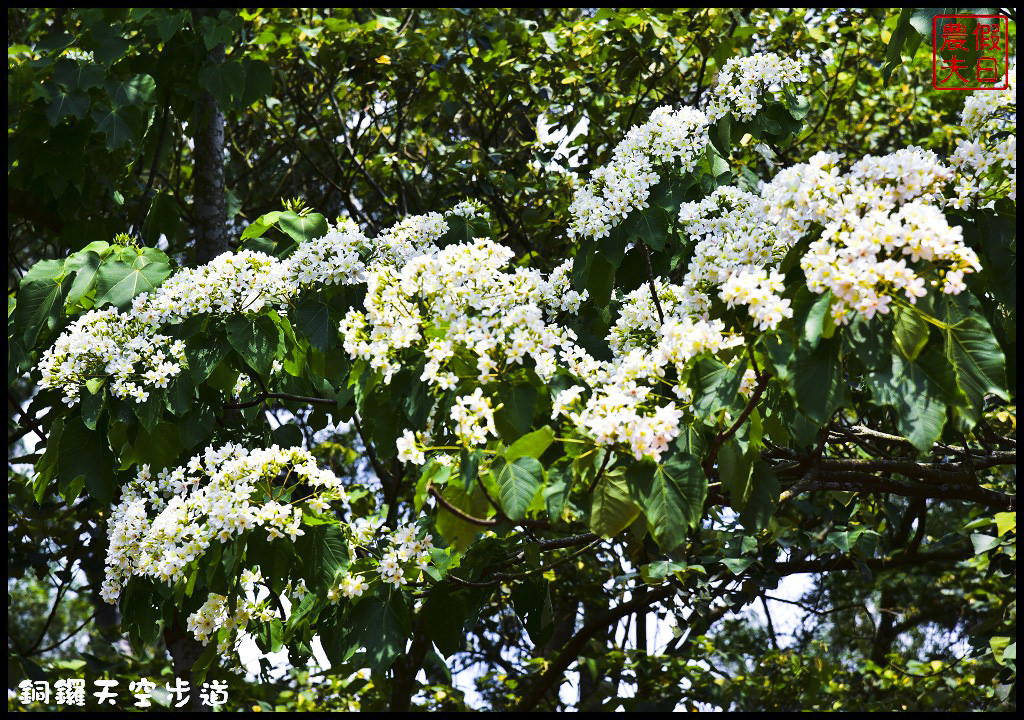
[191, 9, 227, 265]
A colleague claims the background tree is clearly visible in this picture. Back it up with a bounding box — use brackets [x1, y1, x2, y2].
[8, 7, 1016, 711]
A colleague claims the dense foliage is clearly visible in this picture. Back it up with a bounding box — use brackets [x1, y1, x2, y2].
[8, 8, 1016, 712]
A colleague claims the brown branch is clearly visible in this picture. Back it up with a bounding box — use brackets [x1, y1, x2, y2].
[223, 391, 336, 410]
[703, 370, 772, 476]
[428, 484, 496, 527]
[515, 583, 677, 712]
[639, 242, 666, 325]
[352, 414, 393, 486]
[770, 547, 972, 576]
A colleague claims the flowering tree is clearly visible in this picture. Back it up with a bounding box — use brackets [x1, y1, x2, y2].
[9, 9, 1017, 712]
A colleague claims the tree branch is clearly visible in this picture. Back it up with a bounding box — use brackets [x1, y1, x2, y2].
[515, 584, 676, 711]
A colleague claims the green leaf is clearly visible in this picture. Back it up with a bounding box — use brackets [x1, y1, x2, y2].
[278, 212, 329, 244]
[586, 252, 615, 308]
[791, 337, 843, 426]
[415, 461, 450, 512]
[294, 298, 332, 352]
[46, 86, 90, 125]
[294, 525, 348, 595]
[589, 468, 641, 539]
[435, 482, 490, 552]
[503, 425, 555, 462]
[718, 438, 753, 509]
[970, 533, 1001, 555]
[627, 452, 707, 552]
[105, 74, 156, 107]
[802, 292, 832, 350]
[893, 304, 929, 361]
[240, 211, 283, 241]
[53, 58, 104, 90]
[510, 578, 554, 646]
[494, 382, 538, 440]
[990, 636, 1014, 666]
[620, 207, 671, 253]
[690, 357, 747, 423]
[492, 456, 543, 521]
[738, 462, 781, 532]
[944, 296, 1009, 422]
[185, 332, 231, 384]
[241, 58, 274, 106]
[14, 259, 72, 347]
[34, 417, 64, 503]
[90, 102, 139, 149]
[721, 557, 755, 575]
[352, 593, 409, 673]
[994, 511, 1016, 537]
[66, 251, 103, 306]
[58, 416, 116, 505]
[94, 256, 171, 309]
[226, 314, 282, 374]
[141, 192, 181, 246]
[198, 60, 246, 109]
[423, 584, 467, 658]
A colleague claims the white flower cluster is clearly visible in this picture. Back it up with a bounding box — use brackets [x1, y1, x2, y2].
[557, 282, 744, 461]
[762, 149, 980, 323]
[40, 212, 443, 403]
[720, 268, 793, 331]
[707, 52, 808, 121]
[328, 521, 436, 600]
[38, 306, 186, 406]
[451, 388, 498, 447]
[676, 186, 787, 319]
[101, 443, 347, 606]
[568, 105, 709, 240]
[447, 199, 492, 220]
[287, 217, 369, 287]
[950, 67, 1016, 207]
[370, 212, 449, 266]
[554, 383, 684, 461]
[340, 237, 584, 385]
[186, 569, 308, 662]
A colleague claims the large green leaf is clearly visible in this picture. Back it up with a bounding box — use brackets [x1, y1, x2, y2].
[66, 251, 103, 306]
[503, 425, 555, 462]
[434, 483, 490, 552]
[866, 348, 957, 452]
[627, 451, 707, 552]
[492, 456, 543, 521]
[352, 592, 410, 673]
[690, 357, 747, 423]
[493, 381, 538, 440]
[185, 331, 232, 384]
[53, 58, 104, 90]
[510, 578, 554, 646]
[278, 212, 329, 244]
[94, 255, 171, 309]
[45, 86, 90, 125]
[58, 416, 116, 505]
[893, 304, 929, 361]
[294, 298, 332, 352]
[294, 524, 348, 595]
[738, 462, 780, 532]
[90, 102, 140, 149]
[104, 73, 156, 107]
[791, 337, 844, 426]
[226, 314, 282, 374]
[14, 259, 71, 347]
[944, 296, 1009, 422]
[423, 584, 467, 658]
[589, 468, 640, 538]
